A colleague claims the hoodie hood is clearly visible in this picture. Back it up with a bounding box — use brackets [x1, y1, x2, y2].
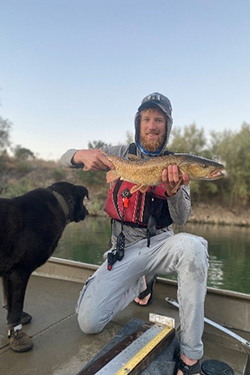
[134, 92, 173, 156]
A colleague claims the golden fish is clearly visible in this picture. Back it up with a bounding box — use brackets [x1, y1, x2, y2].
[106, 153, 225, 193]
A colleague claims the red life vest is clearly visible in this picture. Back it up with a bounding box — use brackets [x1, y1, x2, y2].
[104, 179, 173, 228]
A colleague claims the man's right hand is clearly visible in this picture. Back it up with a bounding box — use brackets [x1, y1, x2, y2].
[73, 149, 115, 171]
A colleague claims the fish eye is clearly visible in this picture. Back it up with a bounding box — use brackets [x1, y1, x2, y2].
[202, 164, 209, 168]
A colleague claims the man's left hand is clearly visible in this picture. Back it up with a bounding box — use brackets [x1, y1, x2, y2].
[162, 165, 190, 197]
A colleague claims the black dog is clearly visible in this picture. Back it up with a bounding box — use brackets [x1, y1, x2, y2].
[0, 182, 89, 352]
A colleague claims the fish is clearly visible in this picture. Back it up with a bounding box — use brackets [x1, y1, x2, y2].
[106, 153, 225, 193]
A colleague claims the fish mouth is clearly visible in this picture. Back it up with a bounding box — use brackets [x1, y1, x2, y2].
[209, 169, 225, 179]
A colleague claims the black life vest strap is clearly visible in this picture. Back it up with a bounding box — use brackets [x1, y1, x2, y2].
[128, 142, 137, 155]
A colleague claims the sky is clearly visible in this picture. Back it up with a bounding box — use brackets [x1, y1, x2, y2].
[0, 0, 249, 161]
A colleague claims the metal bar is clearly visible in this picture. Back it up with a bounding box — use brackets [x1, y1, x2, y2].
[91, 324, 174, 374]
[76, 323, 151, 375]
[165, 297, 250, 352]
[115, 326, 175, 375]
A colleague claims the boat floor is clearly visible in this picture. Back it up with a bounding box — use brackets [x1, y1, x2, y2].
[0, 274, 249, 375]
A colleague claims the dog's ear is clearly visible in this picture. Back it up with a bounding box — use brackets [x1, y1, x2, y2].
[79, 186, 89, 200]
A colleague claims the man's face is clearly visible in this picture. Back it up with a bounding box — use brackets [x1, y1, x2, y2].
[140, 108, 166, 152]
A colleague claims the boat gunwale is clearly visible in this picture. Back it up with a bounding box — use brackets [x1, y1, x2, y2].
[35, 256, 250, 301]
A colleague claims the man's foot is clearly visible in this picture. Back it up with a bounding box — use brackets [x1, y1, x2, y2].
[176, 353, 201, 375]
[134, 275, 156, 306]
[134, 276, 149, 305]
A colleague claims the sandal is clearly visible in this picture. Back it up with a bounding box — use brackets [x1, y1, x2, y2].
[176, 357, 201, 375]
[135, 275, 157, 306]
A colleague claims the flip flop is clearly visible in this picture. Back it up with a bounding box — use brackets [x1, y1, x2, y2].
[175, 356, 201, 375]
[135, 275, 157, 307]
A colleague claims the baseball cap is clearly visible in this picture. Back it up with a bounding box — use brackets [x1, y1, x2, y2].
[138, 92, 173, 123]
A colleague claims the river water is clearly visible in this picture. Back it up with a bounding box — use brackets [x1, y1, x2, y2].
[54, 217, 250, 294]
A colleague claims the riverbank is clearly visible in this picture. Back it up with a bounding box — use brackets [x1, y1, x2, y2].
[189, 202, 250, 226]
[87, 201, 250, 227]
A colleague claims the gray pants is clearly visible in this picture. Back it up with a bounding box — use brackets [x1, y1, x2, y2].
[76, 232, 208, 360]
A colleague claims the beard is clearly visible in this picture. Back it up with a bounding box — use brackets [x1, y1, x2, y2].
[140, 133, 165, 152]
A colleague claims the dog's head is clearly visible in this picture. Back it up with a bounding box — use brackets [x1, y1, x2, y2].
[49, 182, 89, 223]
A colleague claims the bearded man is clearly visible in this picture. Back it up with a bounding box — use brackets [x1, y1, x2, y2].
[61, 92, 208, 375]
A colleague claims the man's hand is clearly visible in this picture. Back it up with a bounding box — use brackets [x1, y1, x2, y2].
[73, 149, 114, 171]
[162, 165, 190, 197]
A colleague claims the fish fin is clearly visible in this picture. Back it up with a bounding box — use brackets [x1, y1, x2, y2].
[127, 154, 141, 161]
[170, 178, 183, 194]
[139, 185, 149, 193]
[106, 170, 119, 183]
[130, 184, 148, 194]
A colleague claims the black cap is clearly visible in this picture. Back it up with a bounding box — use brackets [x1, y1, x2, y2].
[138, 92, 173, 122]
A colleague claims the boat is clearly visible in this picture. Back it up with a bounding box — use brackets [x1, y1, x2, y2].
[0, 257, 250, 375]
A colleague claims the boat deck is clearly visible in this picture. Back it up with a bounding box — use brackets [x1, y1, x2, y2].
[1, 260, 250, 375]
[0, 274, 180, 375]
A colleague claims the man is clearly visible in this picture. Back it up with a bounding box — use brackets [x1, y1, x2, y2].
[60, 93, 208, 375]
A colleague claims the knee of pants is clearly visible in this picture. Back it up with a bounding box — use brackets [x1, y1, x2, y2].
[78, 308, 104, 335]
[177, 234, 208, 275]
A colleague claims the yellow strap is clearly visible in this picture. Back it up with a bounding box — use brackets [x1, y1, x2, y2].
[116, 326, 174, 375]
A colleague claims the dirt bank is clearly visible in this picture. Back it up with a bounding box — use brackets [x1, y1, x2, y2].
[189, 203, 250, 227]
[87, 200, 250, 227]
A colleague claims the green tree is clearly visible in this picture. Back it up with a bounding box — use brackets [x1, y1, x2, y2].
[210, 123, 250, 206]
[0, 116, 12, 154]
[14, 145, 35, 160]
[88, 140, 111, 149]
[168, 123, 207, 155]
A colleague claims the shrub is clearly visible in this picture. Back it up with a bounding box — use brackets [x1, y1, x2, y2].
[4, 179, 33, 198]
